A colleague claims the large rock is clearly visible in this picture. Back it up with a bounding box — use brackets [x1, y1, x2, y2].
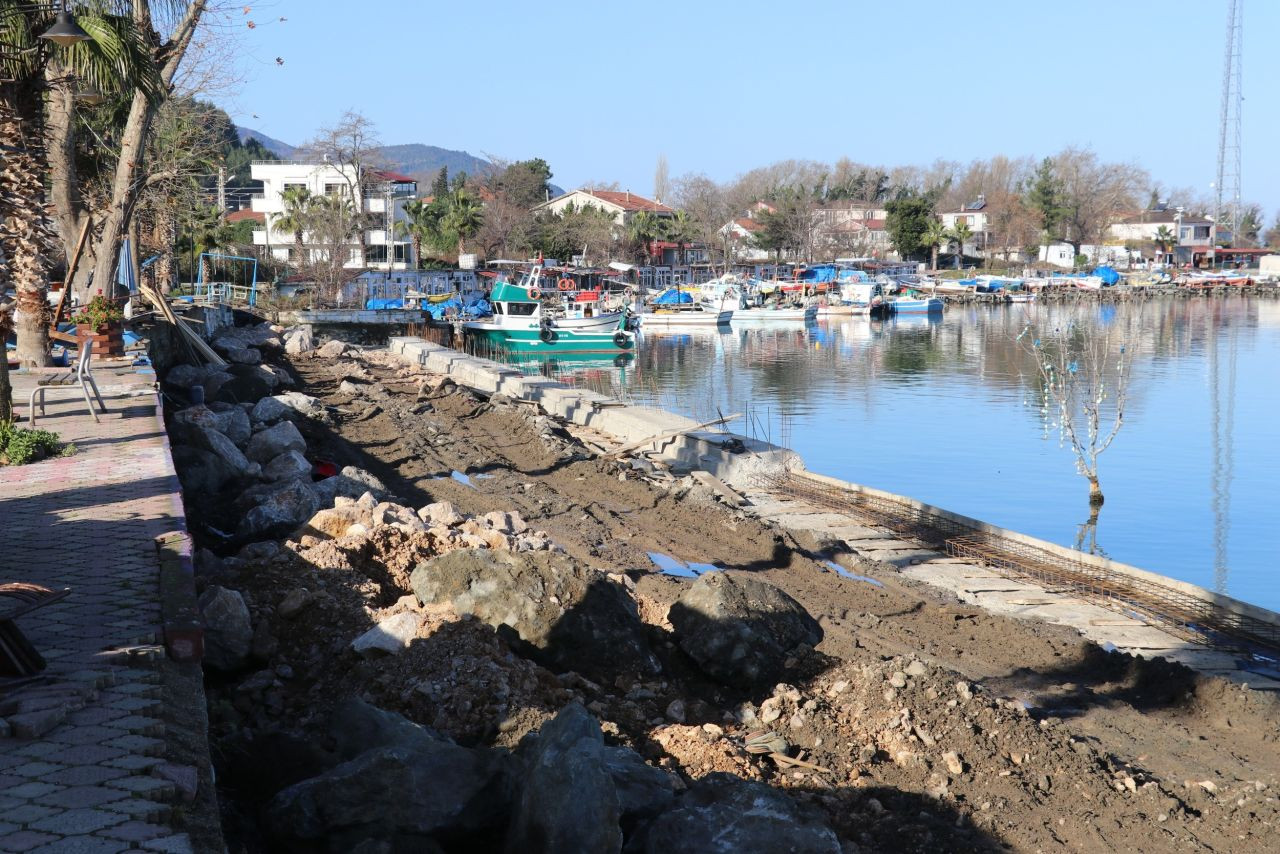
[214, 323, 282, 354]
[284, 326, 314, 355]
[507, 703, 623, 853]
[191, 425, 256, 478]
[668, 573, 821, 689]
[172, 405, 251, 447]
[314, 466, 389, 504]
[165, 364, 207, 390]
[246, 420, 307, 463]
[268, 703, 510, 846]
[238, 479, 321, 541]
[602, 745, 682, 823]
[624, 774, 840, 854]
[213, 365, 273, 405]
[315, 338, 350, 358]
[263, 449, 312, 482]
[410, 549, 658, 680]
[329, 698, 445, 760]
[224, 347, 262, 366]
[252, 391, 325, 425]
[199, 586, 253, 671]
[172, 445, 238, 495]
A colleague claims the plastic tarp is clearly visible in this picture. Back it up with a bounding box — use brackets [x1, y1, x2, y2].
[424, 297, 491, 319]
[1093, 265, 1121, 285]
[837, 269, 870, 282]
[365, 298, 404, 310]
[797, 264, 838, 283]
[652, 288, 693, 305]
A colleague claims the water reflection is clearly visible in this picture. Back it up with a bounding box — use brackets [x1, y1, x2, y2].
[494, 297, 1275, 609]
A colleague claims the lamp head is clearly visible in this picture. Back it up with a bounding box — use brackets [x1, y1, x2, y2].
[40, 11, 92, 47]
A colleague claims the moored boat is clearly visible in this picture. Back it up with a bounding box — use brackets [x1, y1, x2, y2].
[888, 295, 944, 314]
[463, 269, 634, 352]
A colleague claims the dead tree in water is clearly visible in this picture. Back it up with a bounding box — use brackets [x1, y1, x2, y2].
[1019, 312, 1131, 517]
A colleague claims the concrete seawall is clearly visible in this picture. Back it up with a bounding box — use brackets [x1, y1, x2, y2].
[386, 336, 1280, 689]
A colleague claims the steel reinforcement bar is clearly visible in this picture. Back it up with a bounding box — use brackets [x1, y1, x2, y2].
[761, 471, 1280, 654]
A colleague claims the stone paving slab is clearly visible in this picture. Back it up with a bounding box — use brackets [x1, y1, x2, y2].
[1, 365, 202, 854]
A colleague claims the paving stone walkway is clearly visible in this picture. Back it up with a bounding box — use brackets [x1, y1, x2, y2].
[1, 364, 202, 853]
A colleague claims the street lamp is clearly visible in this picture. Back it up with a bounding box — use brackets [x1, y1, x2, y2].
[1174, 206, 1184, 268]
[39, 7, 91, 46]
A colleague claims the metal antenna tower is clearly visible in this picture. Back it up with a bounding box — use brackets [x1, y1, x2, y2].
[1213, 0, 1244, 252]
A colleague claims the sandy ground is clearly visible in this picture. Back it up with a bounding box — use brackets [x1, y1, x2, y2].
[199, 348, 1280, 853]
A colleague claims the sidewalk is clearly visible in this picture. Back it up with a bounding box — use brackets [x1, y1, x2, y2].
[1, 363, 212, 854]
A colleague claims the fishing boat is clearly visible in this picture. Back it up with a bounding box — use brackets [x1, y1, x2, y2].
[463, 268, 634, 352]
[888, 295, 944, 314]
[640, 284, 733, 326]
[730, 302, 818, 323]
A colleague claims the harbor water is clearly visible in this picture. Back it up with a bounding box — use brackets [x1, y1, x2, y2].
[505, 295, 1280, 611]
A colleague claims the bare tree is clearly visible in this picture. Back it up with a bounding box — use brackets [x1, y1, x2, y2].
[670, 173, 734, 270]
[304, 112, 385, 266]
[653, 154, 670, 203]
[1019, 308, 1132, 522]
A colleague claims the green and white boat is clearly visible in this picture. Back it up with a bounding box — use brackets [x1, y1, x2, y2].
[463, 267, 636, 353]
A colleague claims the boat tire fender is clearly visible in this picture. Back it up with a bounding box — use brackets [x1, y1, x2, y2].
[557, 278, 573, 291]
[539, 326, 557, 343]
[613, 331, 630, 348]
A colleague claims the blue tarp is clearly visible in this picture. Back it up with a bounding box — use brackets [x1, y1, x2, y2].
[797, 264, 838, 283]
[1094, 265, 1121, 285]
[423, 297, 492, 319]
[837, 269, 870, 283]
[365, 298, 404, 310]
[652, 288, 693, 305]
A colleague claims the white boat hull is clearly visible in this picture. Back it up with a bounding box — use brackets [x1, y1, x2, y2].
[639, 309, 733, 326]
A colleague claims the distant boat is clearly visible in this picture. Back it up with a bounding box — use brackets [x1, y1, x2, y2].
[639, 307, 733, 327]
[730, 304, 818, 323]
[889, 295, 944, 314]
[463, 267, 634, 352]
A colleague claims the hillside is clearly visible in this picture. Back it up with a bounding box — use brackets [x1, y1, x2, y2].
[234, 125, 493, 186]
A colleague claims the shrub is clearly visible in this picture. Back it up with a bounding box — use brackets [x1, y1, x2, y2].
[70, 294, 125, 328]
[0, 421, 76, 465]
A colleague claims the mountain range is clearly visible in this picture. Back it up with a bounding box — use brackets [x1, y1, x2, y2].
[236, 126, 494, 188]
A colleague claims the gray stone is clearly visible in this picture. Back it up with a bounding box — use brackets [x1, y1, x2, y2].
[198, 586, 253, 671]
[314, 466, 389, 504]
[329, 698, 445, 761]
[263, 449, 312, 482]
[351, 612, 421, 657]
[418, 501, 464, 527]
[410, 549, 657, 681]
[601, 745, 681, 821]
[214, 323, 282, 353]
[199, 370, 234, 402]
[249, 396, 291, 425]
[213, 366, 272, 405]
[190, 425, 255, 477]
[224, 347, 262, 366]
[275, 391, 326, 419]
[268, 709, 509, 843]
[246, 420, 307, 464]
[315, 338, 349, 358]
[172, 445, 237, 495]
[173, 404, 252, 447]
[507, 703, 622, 853]
[277, 588, 313, 620]
[164, 364, 206, 390]
[668, 573, 822, 689]
[625, 773, 840, 854]
[284, 326, 314, 355]
[238, 479, 320, 541]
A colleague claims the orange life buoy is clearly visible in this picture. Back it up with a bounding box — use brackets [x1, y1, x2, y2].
[558, 278, 574, 291]
[527, 288, 541, 300]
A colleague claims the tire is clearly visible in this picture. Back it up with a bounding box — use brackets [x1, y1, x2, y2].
[539, 326, 557, 343]
[613, 331, 630, 348]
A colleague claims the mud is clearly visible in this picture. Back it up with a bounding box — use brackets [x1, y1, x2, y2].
[198, 346, 1279, 853]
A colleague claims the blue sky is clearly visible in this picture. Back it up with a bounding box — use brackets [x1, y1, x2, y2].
[231, 0, 1278, 215]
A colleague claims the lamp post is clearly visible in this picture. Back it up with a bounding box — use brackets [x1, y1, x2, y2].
[1175, 206, 1184, 268]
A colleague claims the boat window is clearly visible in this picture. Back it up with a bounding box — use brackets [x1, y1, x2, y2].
[507, 303, 537, 316]
[493, 303, 503, 314]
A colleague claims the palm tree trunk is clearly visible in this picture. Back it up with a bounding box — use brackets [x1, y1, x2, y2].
[0, 307, 13, 423]
[0, 93, 54, 367]
[931, 244, 938, 271]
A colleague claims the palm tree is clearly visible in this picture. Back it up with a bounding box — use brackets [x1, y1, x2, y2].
[398, 199, 433, 268]
[627, 211, 664, 265]
[443, 188, 483, 257]
[0, 1, 162, 366]
[921, 219, 948, 271]
[270, 186, 313, 266]
[0, 304, 13, 422]
[185, 205, 233, 284]
[1152, 225, 1176, 262]
[947, 221, 974, 269]
[667, 210, 696, 265]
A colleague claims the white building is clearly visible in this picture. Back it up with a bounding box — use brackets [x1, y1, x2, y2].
[250, 161, 418, 270]
[533, 188, 674, 225]
[939, 198, 992, 257]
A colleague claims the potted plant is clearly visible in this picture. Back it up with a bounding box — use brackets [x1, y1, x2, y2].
[70, 294, 126, 355]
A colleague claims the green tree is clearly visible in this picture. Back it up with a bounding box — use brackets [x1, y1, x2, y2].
[920, 219, 947, 271]
[398, 199, 439, 268]
[1026, 157, 1064, 251]
[431, 167, 450, 201]
[947, 221, 974, 269]
[1152, 225, 1176, 259]
[443, 188, 483, 256]
[627, 211, 666, 265]
[271, 186, 313, 263]
[1237, 205, 1262, 245]
[884, 193, 937, 260]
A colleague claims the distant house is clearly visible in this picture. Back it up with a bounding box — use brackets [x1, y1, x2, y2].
[250, 161, 418, 270]
[720, 216, 770, 261]
[939, 197, 992, 257]
[533, 188, 674, 225]
[1108, 207, 1214, 264]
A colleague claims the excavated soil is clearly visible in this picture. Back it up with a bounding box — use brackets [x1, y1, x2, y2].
[203, 347, 1280, 853]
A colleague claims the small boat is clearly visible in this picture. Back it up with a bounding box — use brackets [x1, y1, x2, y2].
[888, 296, 944, 315]
[463, 267, 634, 353]
[639, 307, 733, 327]
[1005, 292, 1035, 304]
[730, 304, 818, 323]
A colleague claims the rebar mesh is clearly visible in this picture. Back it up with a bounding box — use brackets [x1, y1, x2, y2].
[761, 471, 1280, 654]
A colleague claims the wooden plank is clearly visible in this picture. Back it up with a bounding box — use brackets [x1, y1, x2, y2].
[690, 470, 747, 507]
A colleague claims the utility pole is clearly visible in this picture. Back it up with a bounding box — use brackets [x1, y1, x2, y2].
[1213, 0, 1243, 266]
[217, 165, 227, 215]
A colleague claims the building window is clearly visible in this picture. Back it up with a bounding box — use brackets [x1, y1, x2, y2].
[324, 183, 349, 198]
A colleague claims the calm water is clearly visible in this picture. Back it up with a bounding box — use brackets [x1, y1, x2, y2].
[507, 296, 1280, 611]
